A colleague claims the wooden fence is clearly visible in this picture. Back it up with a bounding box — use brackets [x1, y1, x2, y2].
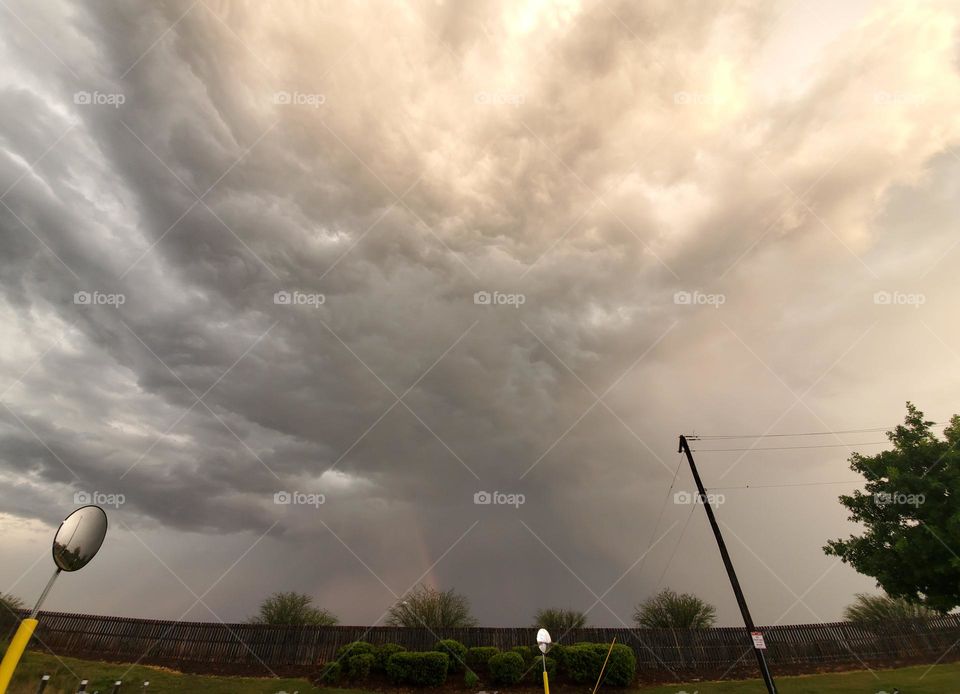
[10, 610, 960, 680]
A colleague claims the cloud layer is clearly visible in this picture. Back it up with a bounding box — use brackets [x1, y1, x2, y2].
[1, 0, 959, 627]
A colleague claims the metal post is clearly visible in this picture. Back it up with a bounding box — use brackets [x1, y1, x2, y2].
[678, 435, 777, 694]
[35, 674, 50, 694]
[141, 681, 149, 694]
[76, 680, 88, 693]
[29, 569, 61, 619]
[111, 681, 122, 694]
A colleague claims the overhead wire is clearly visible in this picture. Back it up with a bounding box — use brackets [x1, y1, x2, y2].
[687, 422, 948, 440]
[651, 420, 950, 587]
[710, 480, 863, 490]
[634, 456, 685, 581]
[691, 441, 889, 452]
[654, 501, 697, 591]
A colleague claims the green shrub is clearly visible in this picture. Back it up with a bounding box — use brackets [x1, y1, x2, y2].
[466, 646, 500, 672]
[562, 643, 635, 687]
[525, 656, 557, 683]
[386, 651, 450, 686]
[547, 644, 566, 669]
[488, 651, 525, 685]
[375, 643, 406, 672]
[346, 652, 375, 682]
[435, 639, 468, 671]
[318, 661, 341, 684]
[601, 644, 636, 686]
[561, 644, 602, 685]
[511, 645, 535, 663]
[336, 640, 376, 659]
[464, 668, 480, 688]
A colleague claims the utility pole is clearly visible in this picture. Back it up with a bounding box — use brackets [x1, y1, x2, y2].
[678, 435, 777, 694]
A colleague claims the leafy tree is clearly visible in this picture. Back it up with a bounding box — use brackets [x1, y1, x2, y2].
[0, 593, 24, 614]
[532, 607, 587, 636]
[0, 593, 25, 633]
[843, 593, 938, 623]
[825, 403, 960, 613]
[633, 589, 716, 629]
[248, 591, 338, 626]
[386, 585, 477, 628]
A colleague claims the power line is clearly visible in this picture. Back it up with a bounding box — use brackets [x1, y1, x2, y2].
[692, 441, 889, 452]
[655, 501, 697, 591]
[710, 479, 863, 490]
[688, 422, 948, 440]
[634, 456, 684, 581]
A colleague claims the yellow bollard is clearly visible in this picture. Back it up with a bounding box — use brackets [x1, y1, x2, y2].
[542, 669, 549, 694]
[0, 618, 38, 693]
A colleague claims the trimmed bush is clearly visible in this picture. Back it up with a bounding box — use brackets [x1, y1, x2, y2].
[562, 643, 636, 687]
[524, 656, 557, 683]
[488, 651, 525, 685]
[466, 646, 500, 672]
[511, 645, 535, 664]
[346, 652, 375, 682]
[318, 661, 341, 685]
[337, 640, 376, 659]
[601, 644, 636, 686]
[547, 644, 566, 669]
[561, 644, 602, 685]
[435, 639, 468, 671]
[375, 643, 406, 672]
[464, 668, 480, 688]
[386, 651, 450, 686]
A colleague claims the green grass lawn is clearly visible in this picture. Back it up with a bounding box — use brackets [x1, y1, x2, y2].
[3, 646, 959, 693]
[5, 647, 328, 694]
[636, 662, 960, 693]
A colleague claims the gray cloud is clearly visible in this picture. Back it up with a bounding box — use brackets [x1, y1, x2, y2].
[1, 0, 959, 627]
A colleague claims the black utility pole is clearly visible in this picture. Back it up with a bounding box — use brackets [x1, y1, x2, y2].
[678, 435, 777, 694]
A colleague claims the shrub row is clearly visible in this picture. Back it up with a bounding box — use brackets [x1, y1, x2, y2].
[315, 638, 635, 687]
[386, 651, 450, 686]
[324, 641, 408, 684]
[561, 643, 636, 686]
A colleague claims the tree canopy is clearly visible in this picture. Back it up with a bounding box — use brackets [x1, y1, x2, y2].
[386, 585, 477, 628]
[633, 589, 717, 629]
[843, 592, 938, 623]
[825, 403, 960, 613]
[532, 607, 588, 636]
[248, 591, 339, 626]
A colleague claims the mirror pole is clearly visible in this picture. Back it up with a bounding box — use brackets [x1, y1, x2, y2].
[30, 569, 61, 620]
[0, 568, 60, 693]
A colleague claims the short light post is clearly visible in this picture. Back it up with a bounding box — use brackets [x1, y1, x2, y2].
[0, 506, 109, 694]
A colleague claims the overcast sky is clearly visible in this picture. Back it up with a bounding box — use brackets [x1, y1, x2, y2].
[1, 0, 959, 629]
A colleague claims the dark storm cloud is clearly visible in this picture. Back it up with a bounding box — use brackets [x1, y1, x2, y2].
[1, 0, 959, 626]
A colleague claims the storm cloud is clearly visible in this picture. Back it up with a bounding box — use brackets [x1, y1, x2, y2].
[1, 0, 959, 628]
